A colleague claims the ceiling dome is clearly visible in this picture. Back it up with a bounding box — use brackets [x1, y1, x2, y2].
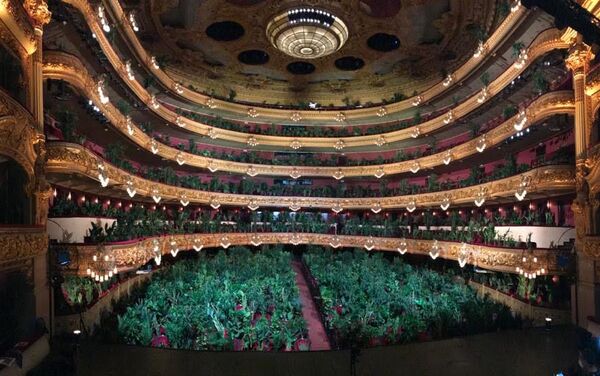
[266, 8, 349, 59]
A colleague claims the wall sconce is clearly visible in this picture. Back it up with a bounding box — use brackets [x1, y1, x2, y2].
[151, 189, 161, 203]
[410, 161, 420, 174]
[398, 238, 408, 254]
[333, 169, 345, 180]
[193, 238, 204, 252]
[364, 236, 376, 251]
[442, 150, 452, 165]
[220, 235, 231, 249]
[371, 202, 382, 214]
[210, 198, 221, 209]
[332, 204, 343, 214]
[374, 167, 385, 179]
[375, 135, 386, 147]
[406, 200, 416, 213]
[176, 152, 185, 166]
[247, 199, 259, 211]
[180, 193, 189, 207]
[207, 160, 218, 173]
[334, 139, 346, 150]
[429, 240, 441, 260]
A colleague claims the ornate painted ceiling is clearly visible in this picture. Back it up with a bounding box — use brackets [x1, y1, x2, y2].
[137, 0, 500, 107]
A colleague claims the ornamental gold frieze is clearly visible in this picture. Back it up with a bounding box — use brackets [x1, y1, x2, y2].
[42, 53, 575, 177]
[46, 142, 575, 210]
[0, 228, 48, 265]
[62, 232, 561, 276]
[0, 0, 40, 55]
[65, 0, 532, 122]
[582, 236, 600, 259]
[0, 89, 41, 177]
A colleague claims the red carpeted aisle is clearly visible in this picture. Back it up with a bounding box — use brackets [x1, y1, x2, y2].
[291, 260, 331, 351]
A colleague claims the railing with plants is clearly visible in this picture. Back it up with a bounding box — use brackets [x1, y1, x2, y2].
[42, 32, 569, 149]
[48, 139, 574, 200]
[49, 201, 563, 249]
[302, 248, 522, 348]
[46, 144, 576, 210]
[96, 247, 309, 351]
[64, 0, 537, 120]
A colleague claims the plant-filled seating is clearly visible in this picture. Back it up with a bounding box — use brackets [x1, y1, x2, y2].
[303, 249, 521, 348]
[116, 247, 308, 351]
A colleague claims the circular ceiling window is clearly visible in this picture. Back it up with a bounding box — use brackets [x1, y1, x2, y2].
[206, 21, 245, 41]
[287, 61, 316, 75]
[238, 50, 270, 65]
[367, 33, 400, 52]
[335, 56, 365, 71]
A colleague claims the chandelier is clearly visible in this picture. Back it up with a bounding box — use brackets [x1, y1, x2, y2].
[266, 8, 348, 59]
[86, 246, 117, 282]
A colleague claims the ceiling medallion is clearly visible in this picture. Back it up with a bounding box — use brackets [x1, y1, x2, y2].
[266, 8, 348, 60]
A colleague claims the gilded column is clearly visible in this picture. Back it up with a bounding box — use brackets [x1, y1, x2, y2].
[24, 0, 50, 130]
[566, 40, 596, 325]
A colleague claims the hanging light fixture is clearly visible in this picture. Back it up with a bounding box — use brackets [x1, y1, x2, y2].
[289, 201, 301, 212]
[170, 240, 179, 257]
[290, 111, 302, 122]
[247, 108, 259, 118]
[440, 195, 451, 210]
[411, 126, 421, 139]
[153, 245, 162, 265]
[289, 233, 302, 246]
[458, 243, 470, 268]
[126, 180, 136, 197]
[332, 203, 343, 214]
[125, 61, 135, 81]
[151, 189, 161, 203]
[429, 240, 441, 260]
[150, 139, 159, 154]
[335, 112, 346, 122]
[409, 161, 420, 174]
[516, 252, 546, 279]
[375, 135, 386, 147]
[371, 202, 382, 214]
[97, 162, 109, 187]
[364, 236, 376, 251]
[290, 168, 301, 179]
[474, 187, 486, 207]
[150, 56, 160, 70]
[207, 160, 218, 173]
[128, 12, 139, 32]
[126, 116, 135, 136]
[247, 136, 258, 147]
[97, 79, 109, 104]
[150, 95, 160, 109]
[220, 235, 231, 249]
[290, 139, 302, 150]
[513, 110, 527, 131]
[334, 139, 346, 150]
[477, 87, 488, 103]
[473, 41, 486, 58]
[246, 165, 258, 177]
[97, 6, 111, 33]
[193, 238, 204, 252]
[515, 175, 530, 201]
[443, 110, 454, 124]
[247, 199, 259, 211]
[333, 169, 345, 180]
[412, 95, 423, 107]
[510, 0, 522, 13]
[174, 82, 184, 95]
[250, 233, 263, 247]
[180, 193, 189, 207]
[513, 48, 528, 70]
[87, 245, 117, 282]
[442, 150, 452, 165]
[374, 167, 385, 179]
[406, 200, 416, 213]
[176, 152, 186, 166]
[376, 107, 387, 117]
[476, 135, 487, 153]
[398, 238, 408, 255]
[175, 116, 185, 128]
[329, 235, 341, 248]
[442, 73, 454, 87]
[210, 198, 221, 209]
[206, 97, 217, 109]
[207, 128, 218, 139]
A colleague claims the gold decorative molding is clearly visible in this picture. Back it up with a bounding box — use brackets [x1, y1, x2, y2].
[0, 0, 38, 55]
[60, 232, 562, 276]
[42, 53, 575, 176]
[583, 235, 600, 259]
[65, 0, 537, 122]
[23, 0, 50, 29]
[0, 227, 48, 266]
[46, 142, 576, 210]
